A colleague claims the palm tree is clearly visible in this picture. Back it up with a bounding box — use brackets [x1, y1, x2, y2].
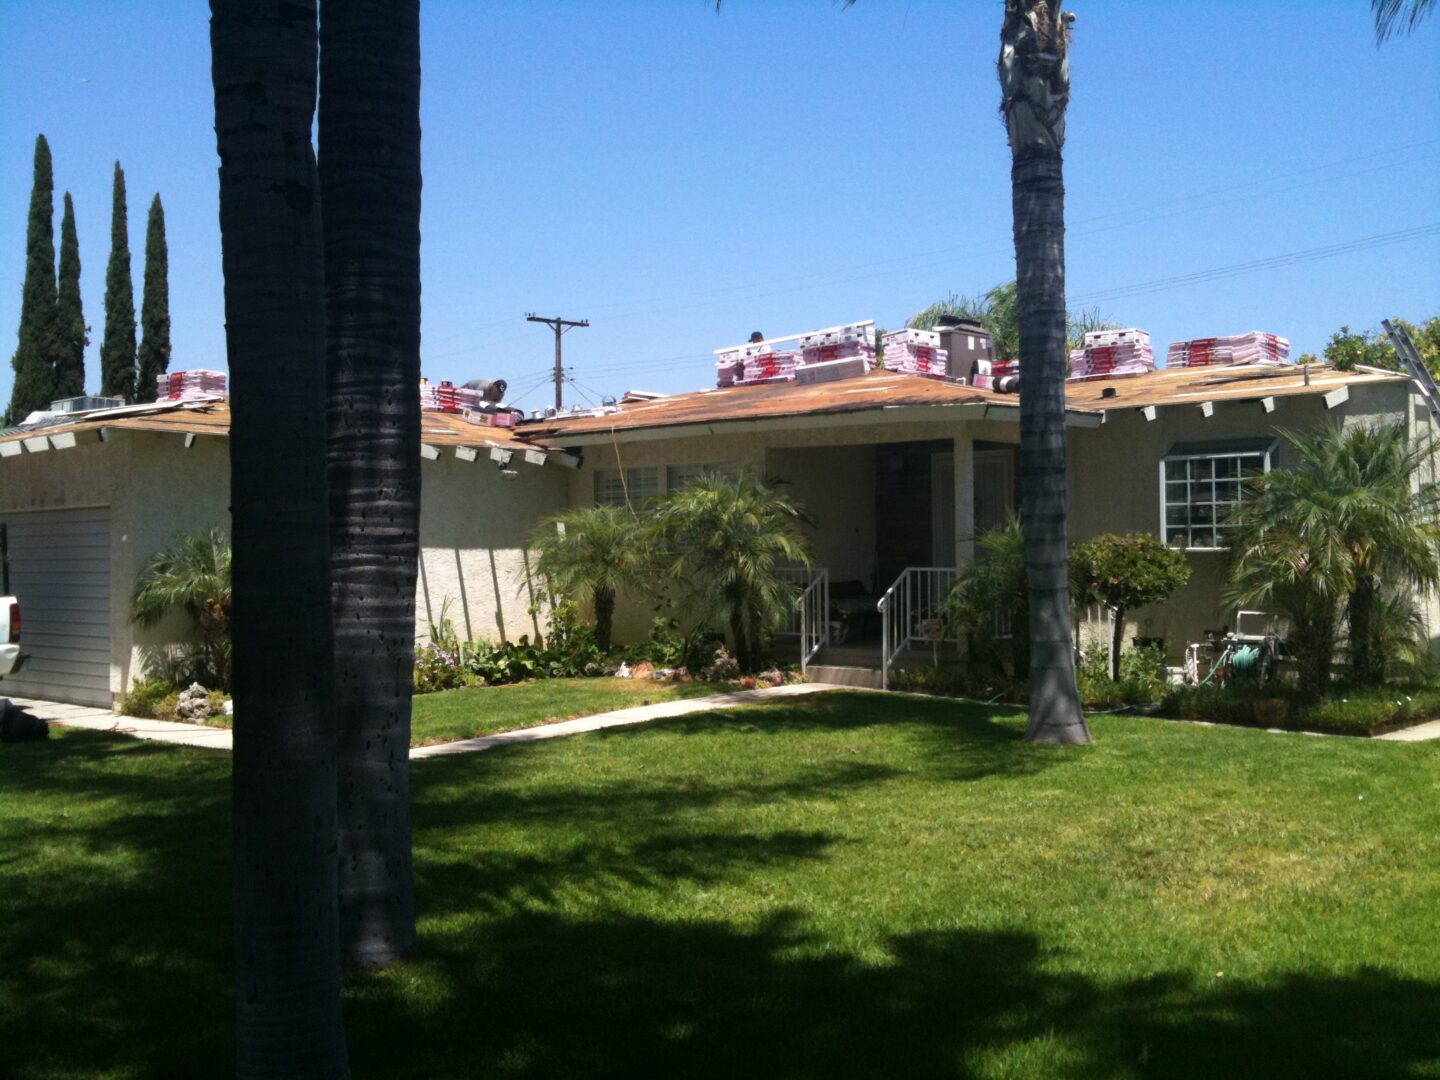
[130, 527, 232, 688]
[650, 470, 810, 673]
[210, 1, 350, 1074]
[944, 517, 1030, 680]
[999, 0, 1090, 744]
[530, 504, 647, 653]
[320, 0, 423, 971]
[1374, 0, 1435, 40]
[1227, 423, 1440, 695]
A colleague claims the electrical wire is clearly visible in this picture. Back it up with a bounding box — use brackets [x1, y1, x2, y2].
[1069, 223, 1440, 305]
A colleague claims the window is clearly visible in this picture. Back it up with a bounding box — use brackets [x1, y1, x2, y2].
[1160, 442, 1273, 550]
[666, 462, 735, 491]
[593, 466, 659, 507]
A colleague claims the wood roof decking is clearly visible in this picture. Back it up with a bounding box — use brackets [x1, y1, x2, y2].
[0, 399, 533, 452]
[0, 362, 1410, 456]
[516, 370, 1040, 442]
[1062, 362, 1406, 411]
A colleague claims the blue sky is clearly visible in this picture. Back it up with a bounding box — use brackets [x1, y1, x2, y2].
[2, 1, 1437, 412]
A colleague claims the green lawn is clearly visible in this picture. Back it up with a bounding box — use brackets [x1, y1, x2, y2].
[4, 694, 1440, 1078]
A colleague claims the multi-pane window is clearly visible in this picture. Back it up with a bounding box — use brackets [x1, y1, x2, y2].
[1161, 444, 1271, 550]
[666, 462, 734, 490]
[593, 466, 660, 507]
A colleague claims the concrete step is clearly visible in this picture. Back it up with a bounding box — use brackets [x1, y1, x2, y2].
[804, 664, 885, 690]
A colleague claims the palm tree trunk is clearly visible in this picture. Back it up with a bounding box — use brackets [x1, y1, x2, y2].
[594, 584, 616, 652]
[210, 1, 351, 1074]
[1000, 0, 1089, 744]
[1346, 572, 1382, 686]
[320, 0, 423, 968]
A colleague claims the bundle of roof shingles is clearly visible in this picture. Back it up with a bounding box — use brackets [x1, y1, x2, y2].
[1166, 331, 1291, 368]
[1068, 328, 1156, 381]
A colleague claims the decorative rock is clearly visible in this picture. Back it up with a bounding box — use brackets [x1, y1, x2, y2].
[175, 683, 212, 723]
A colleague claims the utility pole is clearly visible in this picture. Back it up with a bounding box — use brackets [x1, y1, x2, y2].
[526, 312, 589, 410]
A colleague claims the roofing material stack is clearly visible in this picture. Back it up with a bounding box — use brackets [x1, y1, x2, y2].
[421, 380, 489, 413]
[1068, 328, 1156, 381]
[881, 328, 949, 377]
[157, 369, 228, 400]
[716, 342, 803, 387]
[1167, 331, 1291, 369]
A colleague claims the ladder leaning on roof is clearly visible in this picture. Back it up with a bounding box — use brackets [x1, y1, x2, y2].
[1385, 318, 1440, 424]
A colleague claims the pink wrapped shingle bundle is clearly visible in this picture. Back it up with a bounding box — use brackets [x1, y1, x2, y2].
[157, 369, 228, 401]
[801, 339, 875, 366]
[1167, 331, 1290, 369]
[881, 328, 948, 377]
[740, 349, 801, 384]
[420, 381, 488, 412]
[1068, 328, 1155, 381]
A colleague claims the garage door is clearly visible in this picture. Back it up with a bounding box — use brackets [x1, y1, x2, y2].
[0, 508, 112, 707]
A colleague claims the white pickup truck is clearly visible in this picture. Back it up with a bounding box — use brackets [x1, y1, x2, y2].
[0, 596, 23, 680]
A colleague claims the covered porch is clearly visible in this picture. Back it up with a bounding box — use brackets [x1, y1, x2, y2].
[768, 434, 1018, 687]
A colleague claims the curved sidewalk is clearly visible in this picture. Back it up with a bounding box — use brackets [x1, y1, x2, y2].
[7, 683, 837, 758]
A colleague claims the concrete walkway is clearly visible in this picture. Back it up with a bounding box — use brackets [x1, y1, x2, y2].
[8, 682, 837, 758]
[410, 682, 836, 759]
[1375, 718, 1440, 742]
[4, 695, 235, 749]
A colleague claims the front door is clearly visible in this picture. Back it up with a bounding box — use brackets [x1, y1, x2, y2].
[974, 447, 1017, 533]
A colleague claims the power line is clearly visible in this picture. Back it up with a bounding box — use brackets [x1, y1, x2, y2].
[1069, 223, 1440, 305]
[417, 140, 1439, 362]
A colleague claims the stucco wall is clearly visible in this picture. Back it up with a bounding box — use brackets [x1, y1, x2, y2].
[1066, 381, 1417, 658]
[415, 449, 568, 645]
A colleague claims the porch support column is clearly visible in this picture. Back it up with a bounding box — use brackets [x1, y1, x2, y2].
[953, 434, 975, 567]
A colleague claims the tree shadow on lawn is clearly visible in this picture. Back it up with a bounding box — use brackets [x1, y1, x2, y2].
[0, 731, 234, 1080]
[616, 690, 1068, 784]
[345, 909, 1440, 1080]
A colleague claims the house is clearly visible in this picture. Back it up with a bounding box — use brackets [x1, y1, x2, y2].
[0, 353, 1431, 706]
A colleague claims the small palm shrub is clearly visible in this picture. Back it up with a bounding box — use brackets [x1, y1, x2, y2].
[131, 528, 232, 689]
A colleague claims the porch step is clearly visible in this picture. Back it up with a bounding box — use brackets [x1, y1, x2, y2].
[804, 664, 885, 690]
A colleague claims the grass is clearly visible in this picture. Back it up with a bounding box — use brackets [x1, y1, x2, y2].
[4, 694, 1440, 1078]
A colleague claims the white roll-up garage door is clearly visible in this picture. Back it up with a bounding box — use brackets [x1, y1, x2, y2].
[0, 507, 112, 707]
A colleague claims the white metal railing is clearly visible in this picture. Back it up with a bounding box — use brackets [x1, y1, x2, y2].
[777, 567, 829, 673]
[877, 567, 956, 690]
[796, 568, 830, 675]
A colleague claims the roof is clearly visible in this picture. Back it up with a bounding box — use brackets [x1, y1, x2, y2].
[1062, 362, 1406, 410]
[0, 362, 1410, 458]
[0, 399, 533, 452]
[516, 369, 1045, 441]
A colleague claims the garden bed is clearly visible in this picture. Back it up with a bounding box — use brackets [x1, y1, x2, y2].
[892, 667, 1440, 738]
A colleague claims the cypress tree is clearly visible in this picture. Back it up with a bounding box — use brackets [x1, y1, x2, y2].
[137, 194, 170, 403]
[53, 192, 88, 399]
[5, 134, 58, 424]
[99, 161, 136, 401]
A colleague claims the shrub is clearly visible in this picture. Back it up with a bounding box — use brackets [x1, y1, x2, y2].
[1070, 533, 1189, 681]
[119, 676, 179, 719]
[1076, 644, 1169, 709]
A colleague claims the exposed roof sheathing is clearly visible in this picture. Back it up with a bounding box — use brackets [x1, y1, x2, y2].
[1063, 362, 1405, 410]
[0, 399, 532, 451]
[0, 363, 1409, 457]
[517, 370, 1029, 440]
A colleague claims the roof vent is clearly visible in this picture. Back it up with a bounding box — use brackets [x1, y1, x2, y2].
[1100, 386, 1118, 399]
